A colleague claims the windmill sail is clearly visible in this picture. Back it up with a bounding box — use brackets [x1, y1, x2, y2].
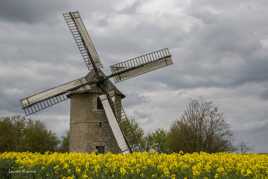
[63, 11, 103, 71]
[99, 95, 130, 153]
[21, 76, 90, 116]
[109, 48, 173, 82]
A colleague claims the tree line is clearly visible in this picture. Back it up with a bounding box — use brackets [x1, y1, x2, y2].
[0, 116, 63, 152]
[0, 99, 246, 153]
[123, 99, 235, 153]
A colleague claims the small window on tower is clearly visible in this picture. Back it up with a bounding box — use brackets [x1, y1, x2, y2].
[97, 97, 103, 110]
[98, 122, 102, 127]
[96, 146, 105, 154]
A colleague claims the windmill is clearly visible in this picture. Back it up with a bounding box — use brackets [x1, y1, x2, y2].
[20, 11, 173, 153]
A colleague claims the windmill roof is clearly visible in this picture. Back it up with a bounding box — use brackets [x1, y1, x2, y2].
[67, 70, 125, 98]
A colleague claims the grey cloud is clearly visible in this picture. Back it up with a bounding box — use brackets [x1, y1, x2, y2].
[0, 90, 21, 114]
[0, 0, 70, 23]
[133, 110, 149, 119]
[0, 0, 125, 24]
[260, 89, 268, 100]
[0, 19, 87, 116]
[142, 1, 268, 91]
[123, 92, 149, 107]
[132, 109, 154, 129]
[116, 0, 142, 14]
[0, 0, 268, 152]
[234, 122, 268, 153]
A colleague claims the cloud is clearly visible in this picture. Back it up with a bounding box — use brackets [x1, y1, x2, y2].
[260, 88, 268, 100]
[0, 0, 70, 23]
[0, 0, 268, 152]
[235, 121, 268, 153]
[123, 92, 149, 107]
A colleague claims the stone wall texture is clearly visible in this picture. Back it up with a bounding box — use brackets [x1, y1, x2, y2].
[69, 92, 122, 153]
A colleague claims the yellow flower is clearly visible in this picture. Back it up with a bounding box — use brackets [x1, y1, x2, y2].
[0, 152, 267, 178]
[120, 167, 127, 176]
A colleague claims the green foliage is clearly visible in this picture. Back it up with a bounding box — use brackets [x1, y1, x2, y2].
[58, 131, 70, 152]
[0, 97, 235, 154]
[0, 159, 15, 179]
[0, 116, 24, 151]
[0, 116, 59, 152]
[144, 129, 169, 153]
[119, 118, 144, 151]
[167, 99, 234, 153]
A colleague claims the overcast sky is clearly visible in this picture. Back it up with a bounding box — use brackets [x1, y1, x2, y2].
[0, 0, 267, 152]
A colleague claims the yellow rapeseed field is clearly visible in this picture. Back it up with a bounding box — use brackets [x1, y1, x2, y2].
[0, 152, 267, 178]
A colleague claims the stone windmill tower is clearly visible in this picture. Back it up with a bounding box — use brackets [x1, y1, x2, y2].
[20, 11, 173, 153]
